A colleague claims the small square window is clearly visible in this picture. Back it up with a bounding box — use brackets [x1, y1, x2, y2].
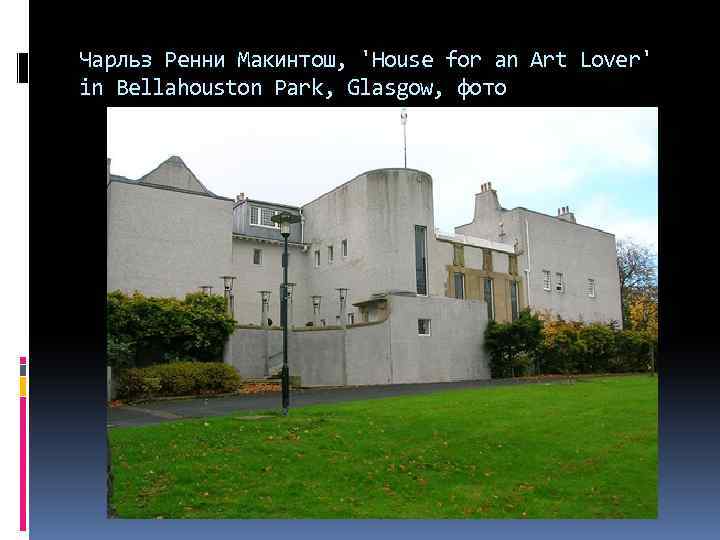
[341, 239, 348, 257]
[253, 248, 262, 265]
[328, 245, 334, 264]
[314, 250, 320, 268]
[418, 318, 431, 336]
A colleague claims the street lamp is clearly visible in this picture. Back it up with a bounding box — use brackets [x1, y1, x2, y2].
[219, 276, 236, 316]
[311, 295, 322, 326]
[336, 288, 349, 328]
[271, 211, 302, 416]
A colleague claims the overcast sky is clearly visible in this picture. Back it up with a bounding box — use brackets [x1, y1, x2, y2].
[107, 107, 658, 248]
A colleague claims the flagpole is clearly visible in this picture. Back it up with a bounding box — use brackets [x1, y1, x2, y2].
[401, 108, 407, 168]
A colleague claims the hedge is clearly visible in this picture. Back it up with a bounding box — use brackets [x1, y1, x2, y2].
[107, 291, 236, 368]
[485, 311, 656, 378]
[116, 361, 242, 401]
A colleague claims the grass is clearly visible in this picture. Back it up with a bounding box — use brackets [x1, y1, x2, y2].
[109, 375, 657, 519]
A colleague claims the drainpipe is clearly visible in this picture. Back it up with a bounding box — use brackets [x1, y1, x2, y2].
[524, 217, 532, 308]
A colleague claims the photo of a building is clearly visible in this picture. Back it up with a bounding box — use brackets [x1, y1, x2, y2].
[107, 154, 621, 387]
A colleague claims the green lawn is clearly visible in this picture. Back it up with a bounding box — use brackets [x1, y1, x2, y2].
[110, 375, 657, 519]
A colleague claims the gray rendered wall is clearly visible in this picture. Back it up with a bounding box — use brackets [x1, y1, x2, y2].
[456, 189, 622, 325]
[301, 169, 435, 321]
[345, 322, 392, 385]
[231, 239, 312, 325]
[107, 181, 233, 299]
[388, 295, 490, 383]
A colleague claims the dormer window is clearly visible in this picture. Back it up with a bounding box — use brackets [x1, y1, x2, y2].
[250, 206, 280, 228]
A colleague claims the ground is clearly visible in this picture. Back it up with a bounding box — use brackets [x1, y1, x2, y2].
[109, 375, 657, 519]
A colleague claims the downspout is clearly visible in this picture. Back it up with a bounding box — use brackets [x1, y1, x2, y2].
[300, 208, 304, 244]
[524, 216, 532, 308]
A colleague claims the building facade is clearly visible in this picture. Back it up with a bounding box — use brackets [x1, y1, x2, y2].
[107, 157, 622, 385]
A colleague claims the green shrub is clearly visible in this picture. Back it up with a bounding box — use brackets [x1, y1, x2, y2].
[107, 291, 236, 368]
[578, 323, 617, 374]
[116, 361, 242, 401]
[485, 309, 544, 378]
[611, 330, 654, 373]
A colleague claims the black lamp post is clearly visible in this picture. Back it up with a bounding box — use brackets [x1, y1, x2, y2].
[271, 211, 302, 416]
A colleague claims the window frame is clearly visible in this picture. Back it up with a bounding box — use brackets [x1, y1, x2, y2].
[453, 271, 465, 300]
[341, 239, 348, 257]
[484, 277, 495, 321]
[588, 278, 597, 298]
[542, 270, 551, 291]
[314, 249, 320, 268]
[418, 318, 432, 336]
[252, 248, 263, 266]
[510, 280, 519, 321]
[328, 245, 334, 264]
[555, 272, 564, 293]
[249, 205, 281, 229]
[415, 225, 428, 296]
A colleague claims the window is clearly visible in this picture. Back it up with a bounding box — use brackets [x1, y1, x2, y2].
[418, 318, 431, 336]
[555, 272, 564, 293]
[542, 270, 551, 291]
[249, 206, 279, 228]
[314, 250, 320, 268]
[453, 244, 465, 266]
[253, 248, 262, 265]
[508, 254, 518, 276]
[510, 281, 519, 321]
[453, 272, 465, 299]
[328, 245, 334, 264]
[482, 249, 493, 271]
[415, 225, 428, 295]
[341, 239, 348, 257]
[484, 278, 495, 321]
[347, 313, 354, 325]
[588, 278, 596, 298]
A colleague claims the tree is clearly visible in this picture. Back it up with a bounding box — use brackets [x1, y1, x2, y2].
[616, 239, 657, 328]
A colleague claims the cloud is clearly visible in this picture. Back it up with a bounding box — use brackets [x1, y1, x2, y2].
[575, 194, 658, 249]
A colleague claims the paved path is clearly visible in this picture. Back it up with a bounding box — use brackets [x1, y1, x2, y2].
[108, 377, 575, 428]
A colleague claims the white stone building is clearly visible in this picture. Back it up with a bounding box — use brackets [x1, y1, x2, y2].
[107, 156, 622, 385]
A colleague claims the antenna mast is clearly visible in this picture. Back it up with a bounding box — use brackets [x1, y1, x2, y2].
[400, 108, 408, 168]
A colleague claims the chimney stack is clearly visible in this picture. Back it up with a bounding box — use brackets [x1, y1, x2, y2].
[236, 193, 246, 203]
[557, 205, 576, 224]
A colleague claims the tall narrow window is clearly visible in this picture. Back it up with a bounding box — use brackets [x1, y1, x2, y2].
[314, 250, 320, 268]
[253, 248, 262, 265]
[542, 270, 551, 291]
[418, 319, 431, 336]
[508, 254, 518, 276]
[250, 206, 259, 225]
[453, 244, 465, 266]
[510, 281, 519, 321]
[347, 313, 354, 325]
[484, 278, 494, 321]
[555, 272, 564, 293]
[588, 278, 596, 298]
[482, 249, 493, 271]
[328, 245, 334, 264]
[415, 225, 427, 295]
[341, 239, 348, 257]
[453, 272, 465, 299]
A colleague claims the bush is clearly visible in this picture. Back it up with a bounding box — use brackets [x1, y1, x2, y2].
[107, 291, 236, 368]
[578, 323, 617, 374]
[611, 330, 655, 373]
[116, 361, 242, 401]
[485, 309, 544, 378]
